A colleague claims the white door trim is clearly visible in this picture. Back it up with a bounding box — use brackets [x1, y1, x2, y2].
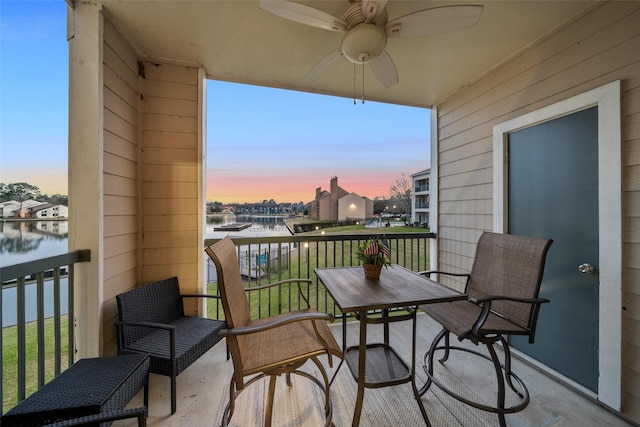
[430, 107, 439, 272]
[492, 81, 622, 410]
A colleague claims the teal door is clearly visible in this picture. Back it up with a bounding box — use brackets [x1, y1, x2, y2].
[507, 107, 599, 392]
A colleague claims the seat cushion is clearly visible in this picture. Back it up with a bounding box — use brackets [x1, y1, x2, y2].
[421, 300, 528, 341]
[125, 316, 225, 375]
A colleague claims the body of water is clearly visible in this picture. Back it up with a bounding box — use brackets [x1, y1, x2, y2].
[1, 220, 69, 326]
[206, 214, 293, 239]
[1, 216, 293, 326]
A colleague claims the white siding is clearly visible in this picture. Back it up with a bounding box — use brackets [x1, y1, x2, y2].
[434, 2, 640, 421]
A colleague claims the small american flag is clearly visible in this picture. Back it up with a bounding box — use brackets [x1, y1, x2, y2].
[363, 241, 380, 255]
[364, 240, 390, 258]
[380, 239, 390, 258]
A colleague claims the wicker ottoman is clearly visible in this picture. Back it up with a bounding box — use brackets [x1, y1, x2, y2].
[1, 354, 149, 426]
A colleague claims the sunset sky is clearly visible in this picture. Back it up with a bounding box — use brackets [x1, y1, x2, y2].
[1, 1, 430, 205]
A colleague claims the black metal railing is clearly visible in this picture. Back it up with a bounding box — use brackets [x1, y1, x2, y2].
[0, 232, 434, 413]
[204, 232, 435, 320]
[0, 250, 90, 413]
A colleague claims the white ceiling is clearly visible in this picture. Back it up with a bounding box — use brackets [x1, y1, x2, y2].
[99, 0, 597, 108]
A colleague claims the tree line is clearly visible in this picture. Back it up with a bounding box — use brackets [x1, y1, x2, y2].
[0, 182, 68, 206]
[1, 175, 412, 215]
[207, 174, 415, 218]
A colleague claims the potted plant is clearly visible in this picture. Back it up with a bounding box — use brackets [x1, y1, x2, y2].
[357, 237, 391, 280]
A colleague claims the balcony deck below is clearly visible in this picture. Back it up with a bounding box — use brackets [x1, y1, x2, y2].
[115, 313, 632, 426]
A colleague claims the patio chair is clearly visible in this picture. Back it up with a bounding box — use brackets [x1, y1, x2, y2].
[115, 277, 226, 415]
[205, 237, 342, 427]
[418, 231, 552, 427]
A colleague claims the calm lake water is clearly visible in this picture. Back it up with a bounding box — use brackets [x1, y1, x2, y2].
[1, 221, 70, 326]
[1, 216, 292, 326]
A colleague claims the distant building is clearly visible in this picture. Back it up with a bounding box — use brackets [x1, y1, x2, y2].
[31, 203, 69, 219]
[0, 199, 68, 219]
[307, 176, 373, 221]
[0, 200, 21, 218]
[411, 169, 430, 227]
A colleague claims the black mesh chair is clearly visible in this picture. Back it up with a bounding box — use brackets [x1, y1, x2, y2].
[418, 232, 553, 427]
[115, 276, 226, 414]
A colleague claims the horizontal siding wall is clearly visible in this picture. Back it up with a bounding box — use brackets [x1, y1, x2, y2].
[141, 61, 202, 315]
[435, 2, 640, 421]
[102, 19, 141, 355]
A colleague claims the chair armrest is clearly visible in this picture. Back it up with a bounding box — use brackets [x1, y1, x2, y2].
[470, 295, 550, 305]
[115, 321, 176, 356]
[418, 270, 470, 279]
[181, 294, 222, 300]
[245, 278, 314, 308]
[115, 320, 176, 332]
[469, 295, 550, 338]
[219, 311, 333, 337]
[244, 278, 313, 292]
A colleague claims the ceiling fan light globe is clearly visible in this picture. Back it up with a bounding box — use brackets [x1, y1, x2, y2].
[341, 23, 387, 64]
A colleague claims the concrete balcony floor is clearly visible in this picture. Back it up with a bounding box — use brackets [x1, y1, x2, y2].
[115, 313, 633, 426]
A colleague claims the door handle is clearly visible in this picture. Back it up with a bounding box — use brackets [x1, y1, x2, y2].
[578, 263, 596, 274]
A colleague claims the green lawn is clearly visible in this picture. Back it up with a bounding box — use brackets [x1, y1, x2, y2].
[206, 225, 431, 320]
[2, 316, 70, 412]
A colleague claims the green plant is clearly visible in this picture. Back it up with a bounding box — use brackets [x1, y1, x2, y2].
[356, 237, 391, 267]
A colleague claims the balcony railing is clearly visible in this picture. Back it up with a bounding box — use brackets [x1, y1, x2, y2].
[1, 232, 433, 414]
[0, 250, 90, 414]
[204, 232, 435, 320]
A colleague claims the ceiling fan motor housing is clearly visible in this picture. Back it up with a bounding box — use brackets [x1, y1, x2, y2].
[341, 23, 387, 63]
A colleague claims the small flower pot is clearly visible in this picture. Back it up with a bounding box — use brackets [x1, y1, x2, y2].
[363, 264, 382, 280]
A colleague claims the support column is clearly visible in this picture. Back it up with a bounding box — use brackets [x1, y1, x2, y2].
[67, 2, 104, 358]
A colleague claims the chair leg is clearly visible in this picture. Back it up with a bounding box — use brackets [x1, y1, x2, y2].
[265, 375, 278, 427]
[419, 327, 448, 396]
[439, 331, 451, 362]
[499, 336, 524, 398]
[310, 356, 332, 416]
[170, 375, 177, 414]
[286, 372, 292, 387]
[222, 376, 237, 426]
[486, 342, 507, 427]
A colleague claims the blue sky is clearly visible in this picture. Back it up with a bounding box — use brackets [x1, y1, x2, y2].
[1, 1, 430, 204]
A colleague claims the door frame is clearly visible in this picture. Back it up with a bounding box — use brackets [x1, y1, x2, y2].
[492, 81, 622, 410]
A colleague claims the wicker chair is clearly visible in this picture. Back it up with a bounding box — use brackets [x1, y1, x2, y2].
[115, 276, 226, 414]
[418, 231, 553, 427]
[205, 237, 343, 427]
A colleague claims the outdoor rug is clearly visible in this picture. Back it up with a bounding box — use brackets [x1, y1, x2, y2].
[215, 357, 498, 427]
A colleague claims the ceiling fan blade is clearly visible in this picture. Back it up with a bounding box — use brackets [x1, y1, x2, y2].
[361, 0, 388, 20]
[260, 0, 347, 32]
[369, 50, 398, 88]
[386, 5, 483, 38]
[304, 49, 344, 83]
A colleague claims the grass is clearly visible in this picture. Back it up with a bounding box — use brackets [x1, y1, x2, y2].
[2, 316, 70, 412]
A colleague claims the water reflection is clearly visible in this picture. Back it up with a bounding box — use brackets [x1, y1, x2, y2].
[206, 214, 293, 238]
[1, 221, 70, 326]
[0, 221, 68, 266]
[1, 217, 292, 325]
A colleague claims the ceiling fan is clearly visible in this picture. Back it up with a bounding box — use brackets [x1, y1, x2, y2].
[260, 0, 484, 88]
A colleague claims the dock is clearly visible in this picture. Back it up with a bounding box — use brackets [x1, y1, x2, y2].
[213, 222, 252, 231]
